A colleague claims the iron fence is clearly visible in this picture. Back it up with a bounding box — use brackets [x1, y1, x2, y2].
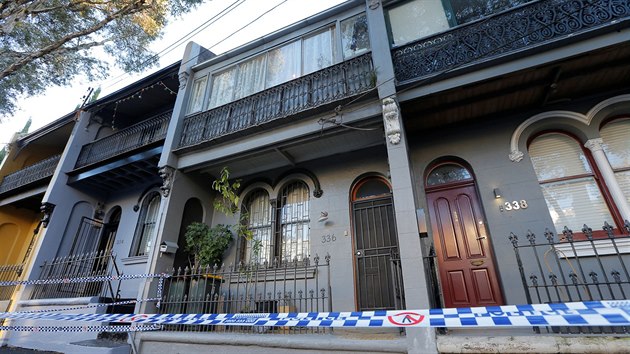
[0, 264, 23, 301]
[510, 220, 630, 334]
[178, 53, 375, 148]
[0, 155, 60, 195]
[392, 0, 630, 84]
[30, 251, 120, 300]
[159, 255, 331, 334]
[75, 110, 171, 169]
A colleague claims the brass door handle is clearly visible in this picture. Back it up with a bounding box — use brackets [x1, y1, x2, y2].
[470, 260, 485, 266]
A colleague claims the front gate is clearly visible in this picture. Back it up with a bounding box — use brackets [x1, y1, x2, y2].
[352, 176, 403, 311]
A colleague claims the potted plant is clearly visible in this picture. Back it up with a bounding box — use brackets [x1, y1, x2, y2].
[183, 222, 233, 313]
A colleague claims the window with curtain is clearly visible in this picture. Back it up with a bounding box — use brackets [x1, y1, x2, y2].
[386, 0, 532, 47]
[205, 25, 340, 110]
[341, 13, 370, 59]
[279, 181, 310, 262]
[601, 119, 630, 204]
[528, 133, 614, 232]
[131, 192, 161, 256]
[239, 181, 311, 264]
[243, 189, 272, 264]
[187, 76, 208, 114]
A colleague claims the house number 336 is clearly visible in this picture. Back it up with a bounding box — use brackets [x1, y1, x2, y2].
[500, 200, 528, 212]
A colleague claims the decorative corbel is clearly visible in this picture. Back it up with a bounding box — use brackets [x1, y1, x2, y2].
[509, 150, 524, 163]
[40, 202, 56, 228]
[368, 0, 380, 10]
[178, 71, 190, 90]
[159, 166, 176, 198]
[382, 98, 401, 145]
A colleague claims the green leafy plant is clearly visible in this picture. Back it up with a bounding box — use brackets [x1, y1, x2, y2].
[212, 167, 253, 241]
[184, 222, 233, 268]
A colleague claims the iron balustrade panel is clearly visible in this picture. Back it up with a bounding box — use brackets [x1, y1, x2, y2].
[0, 155, 61, 195]
[392, 0, 630, 84]
[75, 111, 171, 169]
[0, 264, 23, 301]
[159, 255, 331, 334]
[30, 251, 117, 300]
[178, 53, 374, 148]
[510, 220, 630, 335]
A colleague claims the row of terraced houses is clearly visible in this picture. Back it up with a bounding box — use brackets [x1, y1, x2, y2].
[1, 0, 629, 352]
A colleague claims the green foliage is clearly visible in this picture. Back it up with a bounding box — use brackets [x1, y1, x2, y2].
[184, 222, 232, 267]
[0, 0, 207, 117]
[19, 118, 32, 134]
[0, 146, 6, 165]
[211, 167, 254, 241]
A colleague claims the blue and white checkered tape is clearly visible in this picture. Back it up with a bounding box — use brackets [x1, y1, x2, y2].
[1, 300, 629, 328]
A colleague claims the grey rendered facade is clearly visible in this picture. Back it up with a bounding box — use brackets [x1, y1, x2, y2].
[2, 0, 630, 353]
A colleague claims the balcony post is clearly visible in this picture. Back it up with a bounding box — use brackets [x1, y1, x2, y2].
[365, 1, 437, 353]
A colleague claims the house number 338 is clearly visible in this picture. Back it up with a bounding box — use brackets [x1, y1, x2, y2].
[500, 200, 528, 212]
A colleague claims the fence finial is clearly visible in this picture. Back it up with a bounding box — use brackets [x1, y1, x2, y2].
[582, 224, 593, 240]
[562, 226, 573, 242]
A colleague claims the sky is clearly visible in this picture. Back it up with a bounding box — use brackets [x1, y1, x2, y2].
[0, 0, 346, 146]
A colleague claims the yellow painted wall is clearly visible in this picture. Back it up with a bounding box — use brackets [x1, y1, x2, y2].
[0, 206, 40, 266]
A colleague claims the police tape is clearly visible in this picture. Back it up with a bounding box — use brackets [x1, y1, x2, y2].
[1, 300, 629, 328]
[15, 298, 160, 314]
[0, 324, 160, 332]
[0, 273, 169, 287]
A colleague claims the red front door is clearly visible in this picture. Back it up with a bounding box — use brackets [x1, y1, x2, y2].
[427, 184, 504, 308]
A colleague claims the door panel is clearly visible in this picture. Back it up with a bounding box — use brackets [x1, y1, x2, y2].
[428, 184, 503, 308]
[353, 197, 400, 311]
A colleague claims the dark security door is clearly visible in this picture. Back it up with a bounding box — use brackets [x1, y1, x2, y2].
[426, 163, 503, 308]
[352, 177, 402, 311]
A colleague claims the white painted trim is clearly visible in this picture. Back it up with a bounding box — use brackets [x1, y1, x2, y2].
[508, 111, 588, 162]
[17, 296, 98, 307]
[121, 255, 149, 265]
[554, 238, 630, 258]
[586, 94, 630, 122]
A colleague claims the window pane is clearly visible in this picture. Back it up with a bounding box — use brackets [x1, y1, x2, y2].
[187, 76, 207, 114]
[446, 0, 531, 26]
[540, 177, 613, 232]
[280, 182, 309, 261]
[355, 179, 390, 199]
[386, 0, 449, 47]
[601, 119, 630, 170]
[137, 194, 160, 256]
[341, 13, 370, 59]
[245, 190, 272, 264]
[265, 41, 301, 88]
[426, 164, 472, 186]
[529, 134, 592, 181]
[208, 68, 236, 108]
[303, 28, 334, 75]
[614, 170, 630, 205]
[234, 54, 266, 100]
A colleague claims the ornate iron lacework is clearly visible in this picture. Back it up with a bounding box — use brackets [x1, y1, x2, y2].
[392, 0, 630, 83]
[178, 53, 374, 148]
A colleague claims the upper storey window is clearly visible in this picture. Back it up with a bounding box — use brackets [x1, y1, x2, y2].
[386, 0, 532, 47]
[188, 14, 371, 114]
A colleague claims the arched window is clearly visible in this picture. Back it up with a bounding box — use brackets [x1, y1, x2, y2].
[242, 189, 272, 264]
[426, 163, 473, 187]
[279, 181, 310, 262]
[601, 118, 630, 204]
[131, 192, 161, 256]
[528, 133, 614, 232]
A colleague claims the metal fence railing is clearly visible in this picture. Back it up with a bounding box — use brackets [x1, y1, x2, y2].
[75, 111, 171, 169]
[0, 155, 60, 195]
[0, 264, 23, 301]
[30, 251, 120, 300]
[510, 220, 630, 334]
[159, 255, 331, 334]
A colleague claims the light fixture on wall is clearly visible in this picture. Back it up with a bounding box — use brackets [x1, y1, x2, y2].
[318, 211, 329, 222]
[493, 188, 502, 199]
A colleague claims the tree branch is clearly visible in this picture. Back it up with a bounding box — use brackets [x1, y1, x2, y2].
[0, 0, 151, 80]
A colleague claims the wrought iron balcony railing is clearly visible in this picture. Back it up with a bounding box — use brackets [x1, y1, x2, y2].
[178, 53, 375, 149]
[392, 0, 630, 84]
[75, 110, 171, 169]
[0, 154, 60, 195]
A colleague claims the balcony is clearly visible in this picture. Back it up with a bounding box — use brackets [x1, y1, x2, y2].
[75, 110, 171, 169]
[0, 155, 61, 195]
[392, 0, 630, 84]
[178, 53, 375, 150]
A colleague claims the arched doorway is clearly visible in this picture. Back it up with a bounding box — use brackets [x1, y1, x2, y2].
[425, 162, 503, 308]
[98, 207, 121, 255]
[351, 176, 403, 311]
[174, 198, 203, 269]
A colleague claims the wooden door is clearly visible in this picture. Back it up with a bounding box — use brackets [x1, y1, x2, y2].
[427, 184, 503, 308]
